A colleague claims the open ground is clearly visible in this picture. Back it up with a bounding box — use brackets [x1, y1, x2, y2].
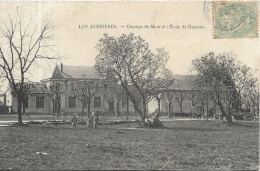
[0, 116, 259, 170]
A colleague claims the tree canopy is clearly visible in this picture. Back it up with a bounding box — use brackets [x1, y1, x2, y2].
[95, 33, 170, 123]
[192, 52, 259, 123]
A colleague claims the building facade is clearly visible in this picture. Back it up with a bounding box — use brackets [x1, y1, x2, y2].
[8, 65, 257, 117]
[10, 64, 136, 116]
[157, 75, 222, 117]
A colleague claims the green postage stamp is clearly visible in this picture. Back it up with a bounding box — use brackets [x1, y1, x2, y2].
[213, 1, 258, 39]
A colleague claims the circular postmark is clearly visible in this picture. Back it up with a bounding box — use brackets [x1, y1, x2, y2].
[203, 1, 211, 22]
[214, 2, 257, 38]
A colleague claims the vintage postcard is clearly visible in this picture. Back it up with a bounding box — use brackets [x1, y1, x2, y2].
[0, 1, 259, 170]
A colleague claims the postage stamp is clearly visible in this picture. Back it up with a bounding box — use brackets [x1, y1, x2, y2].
[213, 1, 258, 39]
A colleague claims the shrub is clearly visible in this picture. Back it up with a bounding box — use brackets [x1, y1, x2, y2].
[173, 113, 192, 118]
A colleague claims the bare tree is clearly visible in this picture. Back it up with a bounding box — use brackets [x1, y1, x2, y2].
[187, 90, 200, 118]
[197, 91, 206, 117]
[153, 90, 164, 116]
[10, 82, 35, 116]
[249, 89, 259, 118]
[0, 11, 58, 124]
[125, 96, 130, 120]
[74, 79, 100, 119]
[73, 82, 88, 120]
[174, 90, 187, 113]
[95, 33, 169, 124]
[242, 71, 259, 119]
[159, 69, 175, 117]
[46, 82, 67, 119]
[152, 69, 174, 117]
[162, 90, 175, 117]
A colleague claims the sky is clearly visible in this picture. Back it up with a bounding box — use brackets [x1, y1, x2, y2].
[0, 1, 259, 85]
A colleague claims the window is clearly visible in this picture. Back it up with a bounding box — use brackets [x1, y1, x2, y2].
[83, 98, 89, 107]
[94, 96, 101, 108]
[24, 97, 28, 108]
[65, 84, 69, 91]
[70, 83, 76, 91]
[36, 96, 44, 108]
[56, 83, 61, 91]
[69, 97, 76, 108]
[122, 97, 127, 108]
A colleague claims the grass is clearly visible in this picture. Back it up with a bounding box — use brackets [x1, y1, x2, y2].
[0, 114, 138, 122]
[0, 119, 258, 170]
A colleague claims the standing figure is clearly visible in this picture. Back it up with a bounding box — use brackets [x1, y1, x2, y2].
[92, 112, 96, 128]
[94, 113, 99, 128]
[72, 113, 78, 128]
[88, 112, 95, 128]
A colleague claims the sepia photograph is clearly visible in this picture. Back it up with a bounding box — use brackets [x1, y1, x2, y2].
[0, 1, 259, 170]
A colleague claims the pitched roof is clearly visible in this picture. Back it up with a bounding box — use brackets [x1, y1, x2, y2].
[30, 83, 49, 94]
[171, 74, 197, 90]
[18, 83, 49, 94]
[51, 66, 64, 79]
[48, 64, 197, 90]
[51, 65, 102, 79]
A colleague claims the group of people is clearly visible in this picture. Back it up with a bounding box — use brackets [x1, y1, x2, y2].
[144, 113, 164, 128]
[71, 112, 99, 128]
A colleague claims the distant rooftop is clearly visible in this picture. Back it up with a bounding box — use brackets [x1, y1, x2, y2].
[49, 64, 102, 80]
[48, 64, 197, 90]
[171, 74, 197, 90]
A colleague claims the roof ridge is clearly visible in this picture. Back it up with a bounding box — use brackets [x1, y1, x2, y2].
[58, 65, 100, 79]
[63, 65, 94, 67]
[172, 74, 196, 76]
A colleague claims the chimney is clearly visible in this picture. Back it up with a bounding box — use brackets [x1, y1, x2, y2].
[3, 94, 6, 106]
[60, 63, 63, 72]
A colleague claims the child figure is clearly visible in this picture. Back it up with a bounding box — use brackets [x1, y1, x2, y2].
[94, 113, 99, 128]
[71, 113, 77, 128]
[91, 112, 96, 128]
[88, 112, 94, 128]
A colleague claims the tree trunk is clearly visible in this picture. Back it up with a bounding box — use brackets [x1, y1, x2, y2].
[57, 101, 60, 118]
[87, 98, 91, 119]
[141, 102, 147, 124]
[126, 98, 129, 120]
[116, 98, 120, 117]
[219, 103, 232, 123]
[213, 103, 217, 118]
[17, 96, 23, 125]
[129, 100, 142, 121]
[118, 80, 144, 123]
[206, 91, 209, 121]
[206, 98, 209, 121]
[252, 102, 256, 120]
[157, 98, 161, 116]
[257, 100, 259, 118]
[191, 102, 194, 118]
[52, 101, 55, 121]
[180, 103, 183, 113]
[227, 111, 233, 123]
[22, 101, 25, 116]
[57, 97, 61, 117]
[131, 101, 143, 122]
[82, 102, 85, 115]
[168, 102, 172, 118]
[81, 101, 85, 122]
